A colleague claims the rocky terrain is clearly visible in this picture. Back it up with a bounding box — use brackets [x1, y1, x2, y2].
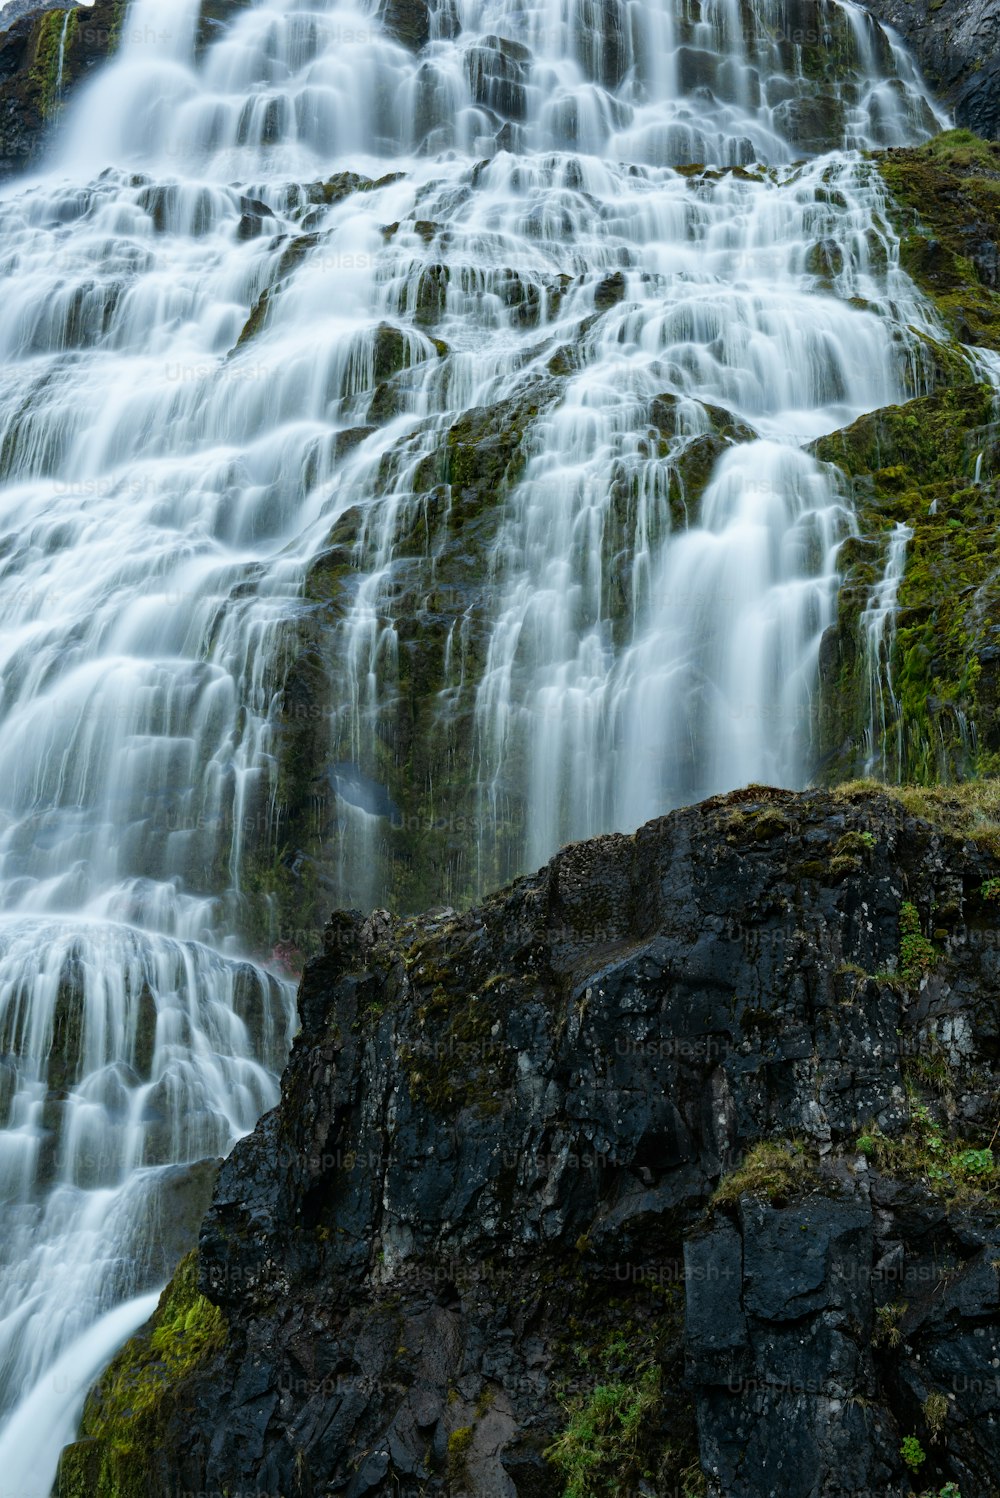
[861, 0, 1000, 141]
[0, 0, 121, 175]
[815, 132, 1000, 786]
[56, 783, 1000, 1497]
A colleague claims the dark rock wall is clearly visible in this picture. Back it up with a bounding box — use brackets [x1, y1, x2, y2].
[58, 787, 1000, 1497]
[862, 0, 1000, 140]
[0, 0, 124, 176]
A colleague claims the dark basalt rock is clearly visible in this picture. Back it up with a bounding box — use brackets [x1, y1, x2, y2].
[378, 0, 430, 51]
[59, 786, 1000, 1497]
[861, 0, 1000, 139]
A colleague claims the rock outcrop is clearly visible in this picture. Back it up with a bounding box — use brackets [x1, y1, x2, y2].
[861, 0, 1000, 141]
[57, 784, 1000, 1497]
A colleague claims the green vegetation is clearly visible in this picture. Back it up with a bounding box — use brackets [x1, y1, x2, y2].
[814, 384, 1000, 784]
[873, 1301, 907, 1349]
[29, 7, 79, 120]
[548, 1273, 704, 1498]
[877, 130, 1000, 352]
[833, 779, 1000, 857]
[856, 1101, 996, 1205]
[712, 1140, 811, 1207]
[55, 1252, 226, 1498]
[544, 1367, 666, 1498]
[900, 1434, 927, 1475]
[811, 130, 1000, 782]
[898, 902, 937, 985]
[447, 1425, 474, 1484]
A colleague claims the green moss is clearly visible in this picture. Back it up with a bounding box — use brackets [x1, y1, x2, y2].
[814, 385, 1000, 783]
[898, 901, 937, 985]
[712, 1140, 812, 1208]
[855, 1101, 996, 1207]
[834, 778, 1000, 856]
[29, 7, 79, 121]
[447, 1425, 474, 1482]
[56, 1252, 226, 1498]
[876, 129, 1000, 351]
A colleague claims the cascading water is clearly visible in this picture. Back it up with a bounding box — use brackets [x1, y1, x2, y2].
[862, 518, 912, 778]
[0, 0, 970, 1485]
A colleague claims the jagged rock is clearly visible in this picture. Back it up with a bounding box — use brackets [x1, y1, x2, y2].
[58, 786, 1000, 1497]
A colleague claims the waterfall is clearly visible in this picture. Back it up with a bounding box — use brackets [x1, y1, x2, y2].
[862, 520, 912, 778]
[0, 0, 960, 1485]
[53, 10, 71, 98]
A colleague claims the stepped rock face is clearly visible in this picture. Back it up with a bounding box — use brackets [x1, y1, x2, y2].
[58, 787, 1000, 1497]
[862, 0, 1000, 140]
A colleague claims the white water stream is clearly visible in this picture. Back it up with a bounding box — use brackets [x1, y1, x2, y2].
[0, 0, 965, 1486]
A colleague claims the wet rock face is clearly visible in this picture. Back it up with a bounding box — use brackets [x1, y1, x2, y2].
[690, 1180, 1000, 1497]
[861, 0, 1000, 138]
[60, 787, 1000, 1497]
[0, 0, 122, 178]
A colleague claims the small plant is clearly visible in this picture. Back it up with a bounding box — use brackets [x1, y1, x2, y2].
[901, 1434, 926, 1474]
[680, 1459, 708, 1498]
[874, 1301, 907, 1348]
[952, 1147, 993, 1175]
[860, 831, 876, 847]
[923, 1391, 949, 1442]
[981, 877, 1000, 901]
[899, 902, 937, 986]
[855, 1108, 996, 1202]
[447, 1425, 474, 1482]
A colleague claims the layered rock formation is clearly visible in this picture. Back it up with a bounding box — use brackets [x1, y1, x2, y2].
[57, 785, 1000, 1497]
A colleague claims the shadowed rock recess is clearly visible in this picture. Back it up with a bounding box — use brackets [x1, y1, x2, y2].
[57, 786, 1000, 1498]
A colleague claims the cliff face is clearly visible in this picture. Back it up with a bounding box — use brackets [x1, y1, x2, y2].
[58, 786, 1000, 1498]
[861, 0, 1000, 141]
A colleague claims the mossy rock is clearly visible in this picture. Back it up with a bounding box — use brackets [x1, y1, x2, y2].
[813, 383, 1000, 782]
[55, 1251, 226, 1498]
[876, 129, 1000, 351]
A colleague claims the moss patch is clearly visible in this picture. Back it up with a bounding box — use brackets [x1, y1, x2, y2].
[711, 1140, 813, 1209]
[813, 384, 1000, 782]
[877, 129, 1000, 351]
[856, 1100, 997, 1209]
